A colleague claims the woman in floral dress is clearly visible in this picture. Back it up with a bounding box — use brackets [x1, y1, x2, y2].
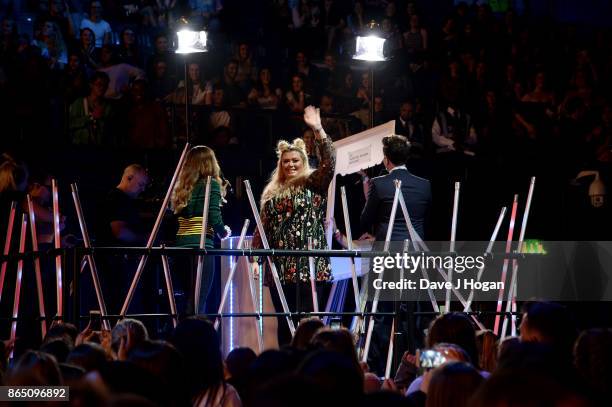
[251, 105, 335, 344]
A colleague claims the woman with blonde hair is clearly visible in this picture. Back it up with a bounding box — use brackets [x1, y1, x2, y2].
[171, 145, 230, 315]
[251, 106, 335, 344]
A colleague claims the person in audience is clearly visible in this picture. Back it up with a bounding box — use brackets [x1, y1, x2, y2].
[574, 328, 612, 404]
[80, 1, 112, 48]
[171, 317, 242, 406]
[126, 79, 171, 149]
[175, 62, 211, 106]
[117, 28, 141, 68]
[423, 362, 483, 407]
[286, 73, 311, 113]
[247, 67, 281, 110]
[149, 58, 175, 101]
[234, 42, 257, 91]
[291, 317, 324, 351]
[97, 45, 145, 100]
[66, 343, 108, 372]
[171, 146, 230, 314]
[222, 59, 246, 108]
[69, 71, 114, 145]
[77, 27, 101, 75]
[61, 53, 89, 103]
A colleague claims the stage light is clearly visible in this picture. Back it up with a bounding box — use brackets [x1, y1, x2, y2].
[175, 29, 208, 54]
[353, 21, 387, 62]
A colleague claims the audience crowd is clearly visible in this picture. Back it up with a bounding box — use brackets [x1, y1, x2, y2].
[0, 0, 609, 167]
[0, 302, 609, 406]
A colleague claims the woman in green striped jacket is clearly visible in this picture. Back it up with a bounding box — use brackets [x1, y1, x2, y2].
[171, 146, 230, 315]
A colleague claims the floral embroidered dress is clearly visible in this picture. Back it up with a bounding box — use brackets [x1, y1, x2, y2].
[253, 137, 335, 284]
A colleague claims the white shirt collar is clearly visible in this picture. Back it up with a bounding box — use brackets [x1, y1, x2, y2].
[389, 165, 407, 173]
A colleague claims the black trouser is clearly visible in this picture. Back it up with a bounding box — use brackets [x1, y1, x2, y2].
[270, 280, 332, 346]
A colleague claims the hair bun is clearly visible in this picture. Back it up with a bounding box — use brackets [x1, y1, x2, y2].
[276, 140, 291, 157]
[292, 138, 306, 151]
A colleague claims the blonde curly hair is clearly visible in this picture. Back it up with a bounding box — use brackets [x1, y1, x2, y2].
[261, 138, 313, 204]
[171, 146, 224, 214]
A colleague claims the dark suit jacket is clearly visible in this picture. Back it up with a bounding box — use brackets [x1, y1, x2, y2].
[360, 168, 431, 241]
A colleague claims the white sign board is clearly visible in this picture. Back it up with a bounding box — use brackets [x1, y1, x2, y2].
[332, 120, 396, 176]
[325, 121, 396, 280]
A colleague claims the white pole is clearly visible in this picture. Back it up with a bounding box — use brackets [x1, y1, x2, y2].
[0, 202, 17, 303]
[384, 319, 396, 379]
[340, 186, 362, 331]
[502, 177, 535, 339]
[362, 180, 401, 363]
[51, 178, 63, 318]
[307, 237, 319, 313]
[26, 195, 47, 338]
[446, 182, 460, 312]
[396, 193, 484, 329]
[195, 176, 212, 314]
[121, 143, 190, 316]
[464, 206, 507, 312]
[71, 183, 111, 331]
[494, 195, 518, 335]
[10, 215, 27, 360]
[244, 180, 296, 335]
[159, 250, 178, 328]
[215, 219, 249, 330]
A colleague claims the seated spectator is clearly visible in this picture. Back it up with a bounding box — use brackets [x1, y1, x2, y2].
[34, 20, 68, 69]
[35, 0, 76, 44]
[291, 317, 324, 351]
[286, 73, 312, 113]
[395, 100, 425, 148]
[149, 58, 175, 101]
[574, 328, 612, 403]
[117, 28, 142, 68]
[175, 62, 211, 105]
[111, 318, 149, 360]
[225, 347, 256, 398]
[61, 53, 89, 103]
[403, 14, 428, 59]
[11, 350, 63, 385]
[171, 317, 242, 406]
[127, 79, 171, 149]
[222, 59, 246, 108]
[234, 42, 257, 91]
[319, 93, 349, 139]
[69, 71, 114, 145]
[431, 101, 478, 156]
[146, 34, 174, 77]
[127, 340, 188, 405]
[405, 312, 483, 395]
[247, 67, 281, 110]
[476, 329, 498, 373]
[320, 52, 345, 94]
[66, 343, 108, 372]
[519, 301, 578, 364]
[77, 28, 101, 75]
[423, 362, 483, 407]
[514, 71, 556, 141]
[97, 45, 145, 100]
[80, 1, 112, 48]
[294, 50, 319, 94]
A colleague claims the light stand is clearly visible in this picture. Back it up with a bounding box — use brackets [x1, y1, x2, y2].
[353, 22, 387, 128]
[175, 27, 208, 143]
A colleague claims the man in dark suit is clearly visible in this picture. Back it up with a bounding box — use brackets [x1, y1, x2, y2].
[359, 134, 432, 374]
[360, 134, 431, 240]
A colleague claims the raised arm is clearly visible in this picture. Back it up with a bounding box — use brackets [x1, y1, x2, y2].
[303, 106, 335, 193]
